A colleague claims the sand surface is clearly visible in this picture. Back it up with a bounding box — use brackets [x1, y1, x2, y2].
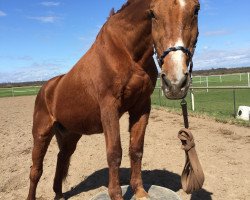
[0, 96, 250, 200]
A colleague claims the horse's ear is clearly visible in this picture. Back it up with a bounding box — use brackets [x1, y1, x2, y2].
[109, 8, 115, 17]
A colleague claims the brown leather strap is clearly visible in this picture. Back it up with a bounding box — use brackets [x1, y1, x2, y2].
[178, 128, 205, 194]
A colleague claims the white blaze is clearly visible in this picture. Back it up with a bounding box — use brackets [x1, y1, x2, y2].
[169, 1, 185, 83]
[170, 39, 186, 84]
[179, 0, 186, 8]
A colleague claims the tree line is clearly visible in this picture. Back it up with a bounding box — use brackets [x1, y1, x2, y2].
[1, 67, 249, 88]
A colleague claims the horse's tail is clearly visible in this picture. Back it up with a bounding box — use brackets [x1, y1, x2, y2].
[53, 123, 71, 181]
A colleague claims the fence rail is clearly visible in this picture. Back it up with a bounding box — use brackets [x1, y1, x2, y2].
[155, 86, 250, 90]
[153, 86, 250, 119]
[192, 72, 250, 88]
[190, 86, 250, 89]
[0, 86, 41, 97]
[190, 86, 250, 118]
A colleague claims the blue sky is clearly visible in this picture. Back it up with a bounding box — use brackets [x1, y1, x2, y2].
[0, 0, 250, 83]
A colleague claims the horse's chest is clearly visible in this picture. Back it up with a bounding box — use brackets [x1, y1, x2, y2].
[122, 73, 153, 106]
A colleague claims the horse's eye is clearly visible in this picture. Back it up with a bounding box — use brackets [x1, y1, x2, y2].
[194, 5, 200, 16]
[149, 10, 156, 19]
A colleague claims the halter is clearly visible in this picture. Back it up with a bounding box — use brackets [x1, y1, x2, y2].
[154, 46, 195, 75]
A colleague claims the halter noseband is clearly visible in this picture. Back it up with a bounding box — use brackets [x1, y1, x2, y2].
[154, 46, 194, 75]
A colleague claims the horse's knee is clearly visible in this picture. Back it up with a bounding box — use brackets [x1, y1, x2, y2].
[129, 146, 143, 162]
[30, 166, 43, 183]
[107, 149, 122, 167]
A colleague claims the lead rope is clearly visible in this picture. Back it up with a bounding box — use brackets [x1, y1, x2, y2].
[178, 99, 205, 194]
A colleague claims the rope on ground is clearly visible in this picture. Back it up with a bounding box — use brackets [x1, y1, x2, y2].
[178, 128, 205, 194]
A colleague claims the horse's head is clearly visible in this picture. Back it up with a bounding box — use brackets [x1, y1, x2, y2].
[150, 0, 200, 99]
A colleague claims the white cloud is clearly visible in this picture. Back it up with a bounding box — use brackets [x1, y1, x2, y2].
[78, 36, 88, 41]
[193, 48, 250, 69]
[200, 0, 212, 11]
[203, 30, 230, 37]
[78, 25, 101, 52]
[200, 0, 218, 15]
[0, 10, 7, 17]
[28, 16, 60, 23]
[40, 1, 60, 7]
[0, 55, 33, 61]
[0, 62, 66, 83]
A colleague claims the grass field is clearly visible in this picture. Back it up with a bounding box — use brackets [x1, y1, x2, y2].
[0, 86, 41, 98]
[153, 73, 250, 125]
[152, 88, 249, 117]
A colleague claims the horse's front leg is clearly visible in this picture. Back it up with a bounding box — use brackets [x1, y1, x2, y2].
[129, 99, 151, 200]
[101, 102, 123, 200]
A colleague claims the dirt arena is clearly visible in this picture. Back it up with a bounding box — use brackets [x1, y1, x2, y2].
[0, 96, 250, 200]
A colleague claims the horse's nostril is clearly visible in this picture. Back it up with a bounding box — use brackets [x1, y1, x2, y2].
[161, 74, 172, 89]
[179, 74, 189, 90]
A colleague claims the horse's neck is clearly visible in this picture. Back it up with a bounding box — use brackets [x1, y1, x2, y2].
[121, 19, 153, 64]
[98, 1, 153, 65]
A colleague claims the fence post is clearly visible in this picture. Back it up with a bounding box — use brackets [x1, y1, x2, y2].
[206, 76, 209, 92]
[248, 73, 250, 87]
[158, 88, 161, 106]
[191, 89, 195, 111]
[220, 75, 222, 83]
[161, 79, 164, 96]
[233, 89, 237, 118]
[12, 87, 14, 97]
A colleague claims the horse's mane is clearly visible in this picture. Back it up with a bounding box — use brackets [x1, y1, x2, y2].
[108, 1, 131, 18]
[116, 1, 130, 14]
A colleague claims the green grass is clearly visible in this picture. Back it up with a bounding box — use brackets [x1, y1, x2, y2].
[153, 73, 250, 126]
[0, 86, 41, 97]
[152, 89, 250, 126]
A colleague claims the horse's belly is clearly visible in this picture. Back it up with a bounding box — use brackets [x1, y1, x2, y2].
[57, 104, 103, 134]
[53, 89, 103, 134]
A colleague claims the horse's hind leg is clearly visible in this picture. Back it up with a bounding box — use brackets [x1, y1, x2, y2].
[129, 99, 151, 200]
[53, 129, 82, 200]
[27, 112, 54, 200]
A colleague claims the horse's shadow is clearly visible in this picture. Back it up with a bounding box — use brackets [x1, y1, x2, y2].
[63, 168, 213, 200]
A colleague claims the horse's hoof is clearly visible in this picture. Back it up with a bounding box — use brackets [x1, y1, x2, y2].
[134, 189, 150, 200]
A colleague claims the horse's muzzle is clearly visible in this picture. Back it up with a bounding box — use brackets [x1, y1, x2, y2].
[161, 73, 191, 100]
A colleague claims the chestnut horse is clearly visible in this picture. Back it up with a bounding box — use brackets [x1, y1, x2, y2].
[27, 0, 200, 199]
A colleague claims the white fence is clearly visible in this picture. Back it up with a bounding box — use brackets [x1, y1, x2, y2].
[0, 86, 41, 97]
[192, 72, 250, 88]
[189, 86, 250, 118]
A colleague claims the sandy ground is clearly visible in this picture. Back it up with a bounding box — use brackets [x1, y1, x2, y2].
[0, 96, 250, 200]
